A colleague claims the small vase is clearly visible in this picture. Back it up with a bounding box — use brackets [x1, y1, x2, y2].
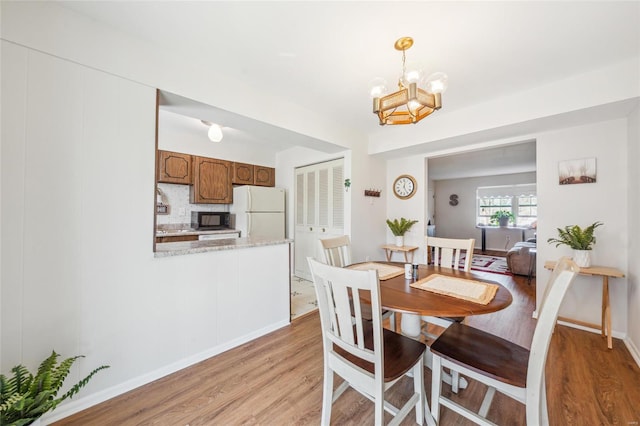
[498, 217, 509, 227]
[573, 249, 591, 267]
[395, 236, 404, 247]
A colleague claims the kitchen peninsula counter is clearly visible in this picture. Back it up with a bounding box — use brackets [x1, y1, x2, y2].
[155, 237, 292, 258]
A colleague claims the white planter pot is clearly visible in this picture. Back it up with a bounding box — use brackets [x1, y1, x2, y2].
[573, 249, 591, 267]
[395, 236, 404, 247]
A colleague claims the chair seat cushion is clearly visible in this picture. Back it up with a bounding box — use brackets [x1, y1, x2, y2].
[430, 322, 529, 388]
[335, 321, 426, 382]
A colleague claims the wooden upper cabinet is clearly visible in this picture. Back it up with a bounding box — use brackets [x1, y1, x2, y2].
[157, 150, 192, 184]
[232, 162, 255, 185]
[191, 156, 233, 204]
[254, 165, 275, 187]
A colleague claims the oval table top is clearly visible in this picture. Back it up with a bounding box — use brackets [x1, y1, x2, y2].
[360, 262, 513, 318]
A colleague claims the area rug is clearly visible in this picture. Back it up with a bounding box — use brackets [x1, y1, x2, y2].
[460, 254, 511, 275]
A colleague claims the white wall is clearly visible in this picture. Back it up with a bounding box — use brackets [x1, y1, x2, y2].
[1, 1, 359, 150]
[386, 157, 428, 263]
[434, 172, 537, 251]
[627, 104, 640, 361]
[536, 119, 628, 336]
[1, 42, 290, 423]
[158, 109, 276, 165]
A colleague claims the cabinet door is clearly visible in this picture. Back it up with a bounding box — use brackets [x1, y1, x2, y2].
[254, 165, 275, 187]
[232, 162, 254, 185]
[157, 150, 192, 184]
[156, 235, 199, 243]
[191, 156, 233, 204]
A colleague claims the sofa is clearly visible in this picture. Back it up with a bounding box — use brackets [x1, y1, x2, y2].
[506, 239, 537, 276]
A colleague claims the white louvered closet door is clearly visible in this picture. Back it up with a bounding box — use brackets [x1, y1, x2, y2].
[294, 158, 345, 280]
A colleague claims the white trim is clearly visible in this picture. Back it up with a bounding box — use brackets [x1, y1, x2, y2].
[40, 320, 290, 425]
[555, 319, 626, 340]
[624, 336, 640, 368]
[533, 311, 633, 360]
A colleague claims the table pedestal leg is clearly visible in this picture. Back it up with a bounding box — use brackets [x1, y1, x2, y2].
[400, 313, 468, 391]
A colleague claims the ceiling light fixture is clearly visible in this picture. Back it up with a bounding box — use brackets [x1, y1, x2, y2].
[201, 120, 223, 142]
[370, 37, 448, 126]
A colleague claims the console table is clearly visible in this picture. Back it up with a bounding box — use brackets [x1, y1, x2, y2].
[477, 225, 533, 253]
[381, 244, 419, 263]
[544, 261, 624, 349]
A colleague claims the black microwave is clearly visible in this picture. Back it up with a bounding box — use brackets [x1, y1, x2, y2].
[191, 211, 231, 230]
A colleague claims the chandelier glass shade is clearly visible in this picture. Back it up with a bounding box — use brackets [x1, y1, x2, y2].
[370, 37, 448, 125]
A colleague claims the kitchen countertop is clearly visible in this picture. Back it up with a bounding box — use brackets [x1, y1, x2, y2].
[154, 237, 292, 258]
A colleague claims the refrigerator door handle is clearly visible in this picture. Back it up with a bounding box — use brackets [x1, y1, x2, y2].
[247, 188, 252, 211]
[247, 214, 252, 236]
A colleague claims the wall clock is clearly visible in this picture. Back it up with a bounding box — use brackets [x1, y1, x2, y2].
[393, 174, 417, 199]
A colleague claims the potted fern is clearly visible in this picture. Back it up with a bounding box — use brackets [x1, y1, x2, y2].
[547, 221, 603, 267]
[490, 210, 515, 227]
[386, 217, 419, 247]
[0, 351, 109, 426]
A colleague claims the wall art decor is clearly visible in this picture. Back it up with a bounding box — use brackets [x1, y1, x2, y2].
[558, 157, 596, 185]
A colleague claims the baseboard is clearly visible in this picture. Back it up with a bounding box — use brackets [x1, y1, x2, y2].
[624, 336, 640, 368]
[41, 319, 291, 425]
[556, 317, 626, 340]
[533, 310, 627, 340]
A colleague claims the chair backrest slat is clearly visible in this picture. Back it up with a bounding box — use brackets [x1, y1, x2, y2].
[427, 236, 475, 271]
[320, 235, 352, 267]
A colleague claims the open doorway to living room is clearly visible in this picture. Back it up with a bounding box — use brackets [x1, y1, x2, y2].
[427, 140, 537, 279]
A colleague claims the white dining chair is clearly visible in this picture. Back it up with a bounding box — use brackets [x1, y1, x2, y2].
[319, 235, 352, 268]
[422, 236, 475, 391]
[307, 257, 434, 426]
[319, 235, 396, 332]
[430, 257, 580, 425]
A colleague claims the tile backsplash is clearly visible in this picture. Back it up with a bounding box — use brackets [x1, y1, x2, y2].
[156, 183, 228, 225]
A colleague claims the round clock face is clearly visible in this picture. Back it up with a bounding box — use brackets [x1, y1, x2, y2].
[393, 175, 417, 199]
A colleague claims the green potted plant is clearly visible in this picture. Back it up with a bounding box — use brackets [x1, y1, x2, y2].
[0, 351, 109, 426]
[386, 217, 419, 247]
[490, 210, 515, 227]
[547, 221, 603, 267]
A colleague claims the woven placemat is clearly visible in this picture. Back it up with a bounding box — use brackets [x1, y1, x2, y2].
[410, 274, 499, 305]
[347, 262, 405, 280]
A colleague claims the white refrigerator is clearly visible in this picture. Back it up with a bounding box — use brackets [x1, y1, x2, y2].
[230, 186, 285, 239]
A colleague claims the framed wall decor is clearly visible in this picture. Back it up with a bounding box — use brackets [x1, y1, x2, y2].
[558, 157, 596, 185]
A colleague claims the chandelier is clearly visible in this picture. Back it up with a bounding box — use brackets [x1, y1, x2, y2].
[370, 37, 448, 125]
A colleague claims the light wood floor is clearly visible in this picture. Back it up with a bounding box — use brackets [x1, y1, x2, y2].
[54, 273, 640, 425]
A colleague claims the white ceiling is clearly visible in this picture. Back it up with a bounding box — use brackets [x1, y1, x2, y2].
[59, 1, 639, 176]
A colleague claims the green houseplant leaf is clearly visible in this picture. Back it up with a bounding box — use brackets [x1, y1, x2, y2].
[386, 218, 419, 236]
[489, 210, 515, 225]
[547, 221, 603, 250]
[0, 351, 109, 426]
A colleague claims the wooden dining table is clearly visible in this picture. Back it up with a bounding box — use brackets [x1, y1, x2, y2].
[357, 262, 514, 340]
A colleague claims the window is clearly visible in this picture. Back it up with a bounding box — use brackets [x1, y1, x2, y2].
[476, 184, 537, 227]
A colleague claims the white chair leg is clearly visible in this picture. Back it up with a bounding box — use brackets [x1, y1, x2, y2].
[389, 312, 396, 332]
[321, 367, 333, 426]
[478, 386, 496, 418]
[451, 370, 460, 393]
[430, 355, 443, 423]
[411, 358, 424, 425]
[374, 384, 385, 426]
